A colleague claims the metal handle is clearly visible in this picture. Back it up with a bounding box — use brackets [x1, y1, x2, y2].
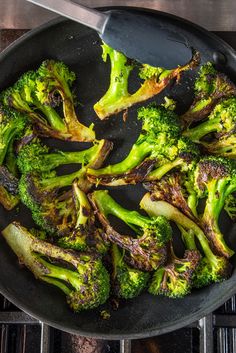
[120, 339, 131, 353]
[26, 0, 108, 33]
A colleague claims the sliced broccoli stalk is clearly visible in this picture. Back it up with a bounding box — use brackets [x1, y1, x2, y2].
[181, 63, 236, 127]
[2, 222, 110, 312]
[94, 43, 199, 120]
[87, 105, 182, 186]
[148, 241, 200, 298]
[89, 190, 172, 272]
[140, 196, 232, 287]
[111, 244, 150, 299]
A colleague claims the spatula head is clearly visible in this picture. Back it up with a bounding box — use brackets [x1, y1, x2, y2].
[101, 10, 193, 68]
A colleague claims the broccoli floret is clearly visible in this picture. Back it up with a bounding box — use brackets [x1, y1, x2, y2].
[2, 222, 110, 312]
[179, 226, 231, 288]
[193, 156, 236, 258]
[17, 138, 111, 174]
[111, 244, 150, 299]
[89, 190, 172, 272]
[184, 98, 236, 154]
[140, 196, 232, 286]
[0, 105, 26, 166]
[149, 242, 200, 298]
[182, 63, 236, 127]
[18, 139, 112, 234]
[224, 194, 236, 221]
[36, 60, 95, 141]
[94, 43, 199, 120]
[146, 136, 200, 181]
[161, 97, 177, 111]
[0, 106, 26, 209]
[1, 62, 95, 142]
[57, 182, 109, 254]
[144, 171, 199, 221]
[87, 105, 187, 186]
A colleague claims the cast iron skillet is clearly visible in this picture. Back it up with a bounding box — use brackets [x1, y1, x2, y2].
[0, 7, 236, 339]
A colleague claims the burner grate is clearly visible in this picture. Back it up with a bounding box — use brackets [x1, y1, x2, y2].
[1, 294, 236, 353]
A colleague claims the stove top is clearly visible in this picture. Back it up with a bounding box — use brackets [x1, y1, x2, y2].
[0, 26, 236, 353]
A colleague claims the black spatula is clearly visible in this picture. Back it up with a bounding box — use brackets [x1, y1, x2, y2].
[26, 0, 192, 68]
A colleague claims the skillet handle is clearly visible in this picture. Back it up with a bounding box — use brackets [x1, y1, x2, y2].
[120, 339, 131, 353]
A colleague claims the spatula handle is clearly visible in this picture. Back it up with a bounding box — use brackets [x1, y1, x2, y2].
[26, 0, 108, 33]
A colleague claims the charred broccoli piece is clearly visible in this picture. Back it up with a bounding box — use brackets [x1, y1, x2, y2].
[140, 196, 232, 287]
[111, 244, 150, 299]
[0, 106, 27, 209]
[17, 138, 112, 174]
[57, 182, 109, 255]
[182, 63, 236, 127]
[193, 156, 236, 258]
[89, 190, 172, 272]
[144, 171, 199, 221]
[94, 42, 199, 120]
[18, 139, 112, 234]
[1, 62, 95, 141]
[145, 136, 199, 181]
[148, 241, 200, 298]
[88, 105, 198, 186]
[2, 222, 110, 312]
[184, 98, 236, 158]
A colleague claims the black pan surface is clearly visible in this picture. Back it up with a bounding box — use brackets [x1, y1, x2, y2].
[0, 7, 236, 339]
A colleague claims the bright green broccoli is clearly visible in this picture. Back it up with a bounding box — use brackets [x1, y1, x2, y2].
[88, 105, 199, 186]
[183, 98, 236, 158]
[192, 156, 236, 258]
[181, 62, 236, 127]
[224, 194, 236, 221]
[89, 190, 172, 272]
[18, 139, 112, 234]
[1, 62, 95, 142]
[140, 196, 232, 287]
[111, 244, 150, 299]
[0, 106, 27, 209]
[2, 222, 110, 312]
[148, 241, 200, 298]
[57, 182, 109, 255]
[94, 43, 199, 120]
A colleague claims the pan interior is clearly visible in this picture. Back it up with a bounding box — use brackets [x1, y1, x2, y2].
[0, 10, 236, 338]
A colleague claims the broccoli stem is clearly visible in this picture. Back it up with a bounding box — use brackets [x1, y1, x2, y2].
[91, 190, 150, 229]
[94, 45, 133, 118]
[39, 143, 100, 170]
[183, 118, 221, 142]
[202, 179, 234, 257]
[140, 195, 218, 268]
[73, 183, 90, 227]
[40, 168, 85, 190]
[146, 157, 183, 181]
[178, 225, 197, 250]
[38, 256, 82, 291]
[38, 104, 66, 132]
[88, 140, 152, 176]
